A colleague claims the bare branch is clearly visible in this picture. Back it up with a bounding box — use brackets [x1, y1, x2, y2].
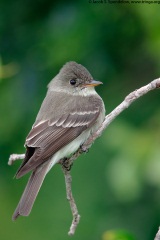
[82, 77, 160, 150]
[154, 227, 160, 240]
[61, 164, 80, 236]
[8, 154, 25, 165]
[8, 77, 160, 236]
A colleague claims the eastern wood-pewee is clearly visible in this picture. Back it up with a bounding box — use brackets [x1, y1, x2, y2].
[13, 61, 105, 220]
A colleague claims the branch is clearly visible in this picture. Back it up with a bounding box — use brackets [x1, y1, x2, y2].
[8, 77, 160, 236]
[8, 154, 25, 165]
[61, 162, 80, 236]
[82, 77, 160, 150]
[155, 227, 160, 240]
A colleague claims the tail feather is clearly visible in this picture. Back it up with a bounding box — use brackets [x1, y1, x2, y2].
[12, 162, 50, 220]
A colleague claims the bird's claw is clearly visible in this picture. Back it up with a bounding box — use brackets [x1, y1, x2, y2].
[62, 158, 73, 171]
[79, 145, 89, 153]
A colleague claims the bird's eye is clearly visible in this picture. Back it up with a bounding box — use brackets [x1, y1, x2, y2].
[70, 79, 77, 85]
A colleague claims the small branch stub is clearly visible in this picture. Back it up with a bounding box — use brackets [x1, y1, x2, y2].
[8, 154, 25, 165]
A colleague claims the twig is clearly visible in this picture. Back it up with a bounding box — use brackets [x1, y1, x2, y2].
[81, 77, 160, 150]
[155, 227, 160, 240]
[8, 77, 160, 236]
[8, 154, 25, 165]
[61, 163, 80, 236]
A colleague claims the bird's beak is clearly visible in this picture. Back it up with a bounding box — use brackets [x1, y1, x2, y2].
[83, 80, 103, 87]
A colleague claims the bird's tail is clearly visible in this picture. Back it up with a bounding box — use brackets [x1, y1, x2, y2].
[12, 162, 50, 220]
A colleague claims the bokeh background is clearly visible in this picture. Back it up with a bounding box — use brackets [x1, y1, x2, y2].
[1, 1, 160, 240]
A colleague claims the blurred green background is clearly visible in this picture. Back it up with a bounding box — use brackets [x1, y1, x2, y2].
[0, 1, 160, 240]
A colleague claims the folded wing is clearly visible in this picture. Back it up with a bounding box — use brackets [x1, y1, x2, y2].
[16, 105, 101, 178]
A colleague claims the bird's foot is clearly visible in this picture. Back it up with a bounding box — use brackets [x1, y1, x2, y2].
[79, 145, 89, 154]
[62, 158, 73, 171]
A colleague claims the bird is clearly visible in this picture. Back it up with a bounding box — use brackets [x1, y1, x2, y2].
[12, 61, 105, 220]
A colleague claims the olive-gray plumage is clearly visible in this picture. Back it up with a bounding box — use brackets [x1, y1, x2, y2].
[13, 61, 105, 220]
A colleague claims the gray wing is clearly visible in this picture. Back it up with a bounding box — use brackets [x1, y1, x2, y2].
[16, 100, 101, 178]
